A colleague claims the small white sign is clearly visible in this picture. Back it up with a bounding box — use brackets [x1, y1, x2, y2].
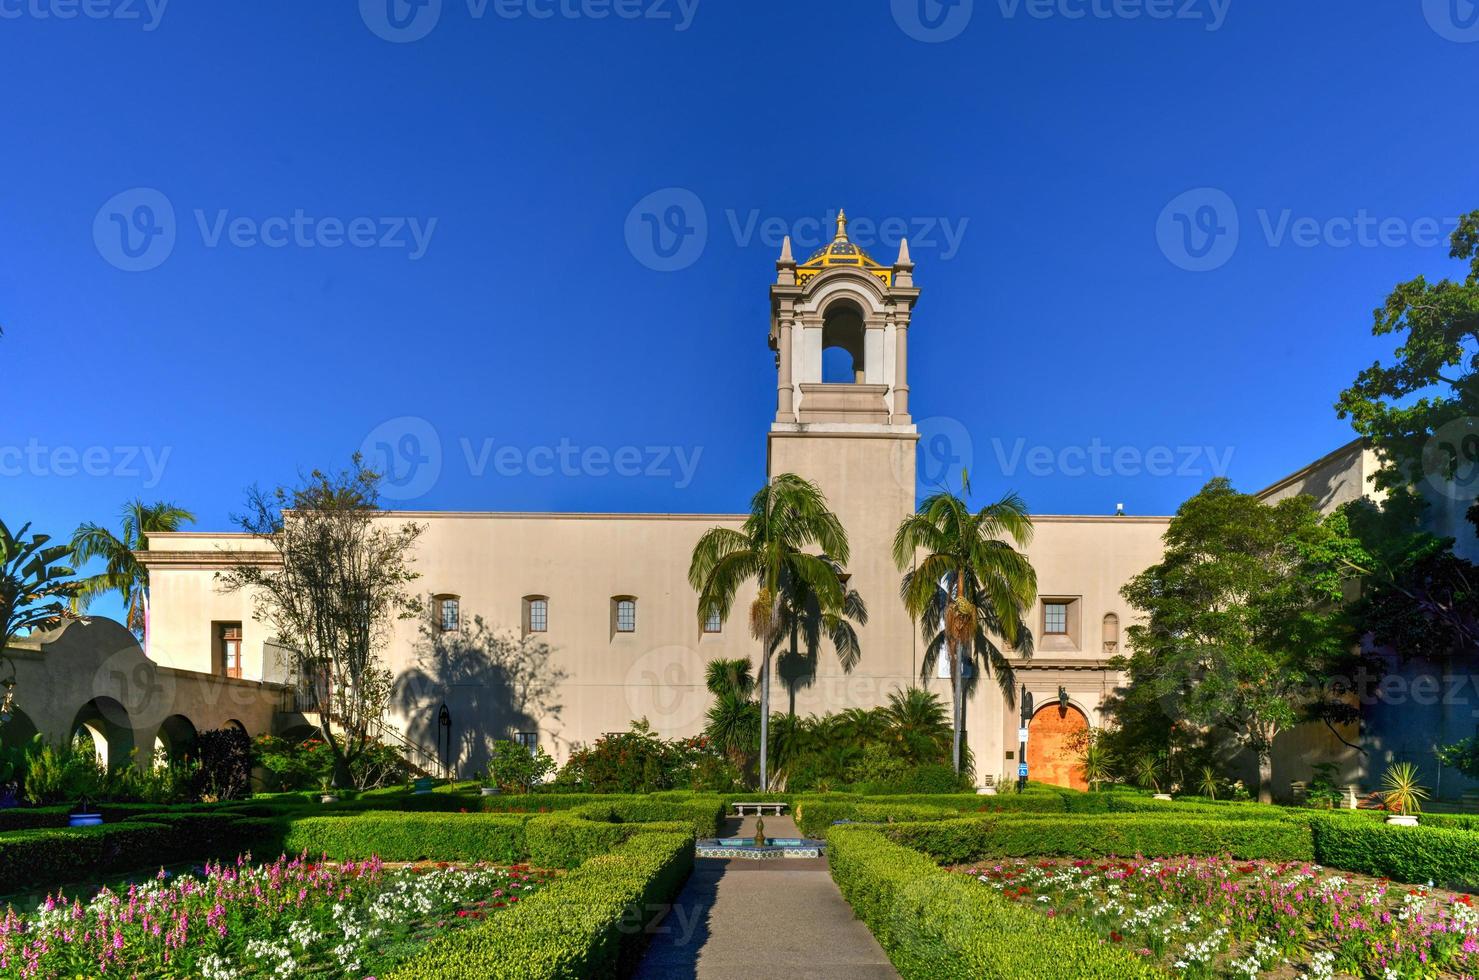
[1018, 726, 1029, 743]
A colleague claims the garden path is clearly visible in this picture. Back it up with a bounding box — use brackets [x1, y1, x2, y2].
[633, 813, 898, 980]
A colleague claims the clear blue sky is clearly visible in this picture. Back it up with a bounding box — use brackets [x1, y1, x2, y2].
[2, 1, 1475, 624]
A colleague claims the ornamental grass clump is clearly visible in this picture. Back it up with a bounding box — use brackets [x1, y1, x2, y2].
[0, 850, 549, 979]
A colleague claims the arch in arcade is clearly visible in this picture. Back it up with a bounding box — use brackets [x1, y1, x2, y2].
[1025, 701, 1090, 791]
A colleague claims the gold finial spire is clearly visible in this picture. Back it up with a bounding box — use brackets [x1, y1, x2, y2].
[834, 207, 848, 240]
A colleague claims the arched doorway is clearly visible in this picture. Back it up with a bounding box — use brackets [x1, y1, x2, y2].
[71, 697, 134, 770]
[153, 715, 198, 765]
[1027, 702, 1089, 791]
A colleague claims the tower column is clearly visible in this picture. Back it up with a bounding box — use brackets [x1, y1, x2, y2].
[777, 316, 796, 422]
[893, 311, 911, 423]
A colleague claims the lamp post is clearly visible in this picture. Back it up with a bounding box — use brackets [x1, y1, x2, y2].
[1017, 685, 1034, 792]
[437, 702, 452, 779]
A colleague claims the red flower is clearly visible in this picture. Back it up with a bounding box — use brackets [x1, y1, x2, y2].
[1109, 931, 1124, 943]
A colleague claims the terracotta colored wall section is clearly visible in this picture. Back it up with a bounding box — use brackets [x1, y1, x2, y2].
[1027, 705, 1088, 791]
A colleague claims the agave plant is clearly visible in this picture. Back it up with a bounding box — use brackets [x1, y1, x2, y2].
[1196, 765, 1221, 800]
[1380, 762, 1429, 816]
[1131, 753, 1163, 794]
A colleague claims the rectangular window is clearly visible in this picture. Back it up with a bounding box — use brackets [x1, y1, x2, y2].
[1044, 602, 1068, 635]
[439, 597, 460, 632]
[514, 731, 538, 753]
[219, 624, 242, 679]
[704, 606, 722, 633]
[528, 598, 548, 633]
[616, 599, 636, 633]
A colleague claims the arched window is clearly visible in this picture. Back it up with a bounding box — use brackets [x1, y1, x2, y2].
[524, 595, 549, 634]
[821, 302, 865, 383]
[1102, 613, 1120, 654]
[435, 595, 461, 632]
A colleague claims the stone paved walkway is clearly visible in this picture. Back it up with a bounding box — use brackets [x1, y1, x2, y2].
[633, 814, 898, 980]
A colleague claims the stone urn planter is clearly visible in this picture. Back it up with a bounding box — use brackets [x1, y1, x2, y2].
[1385, 812, 1418, 827]
[1152, 793, 1174, 801]
[69, 811, 103, 827]
[320, 794, 338, 804]
[481, 785, 500, 796]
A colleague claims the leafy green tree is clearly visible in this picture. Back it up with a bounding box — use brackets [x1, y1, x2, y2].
[70, 499, 195, 639]
[894, 480, 1037, 774]
[218, 458, 424, 788]
[689, 474, 853, 791]
[1119, 478, 1361, 804]
[1336, 209, 1479, 503]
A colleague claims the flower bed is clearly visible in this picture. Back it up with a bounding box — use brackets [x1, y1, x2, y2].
[965, 855, 1479, 978]
[0, 852, 550, 979]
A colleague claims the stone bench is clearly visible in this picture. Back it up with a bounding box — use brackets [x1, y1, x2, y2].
[731, 802, 788, 816]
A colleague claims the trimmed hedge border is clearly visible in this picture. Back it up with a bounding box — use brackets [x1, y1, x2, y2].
[279, 812, 535, 864]
[879, 815, 1316, 863]
[383, 830, 695, 980]
[828, 826, 1166, 979]
[1310, 814, 1479, 889]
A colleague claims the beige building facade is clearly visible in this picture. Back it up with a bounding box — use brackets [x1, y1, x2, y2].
[132, 213, 1169, 788]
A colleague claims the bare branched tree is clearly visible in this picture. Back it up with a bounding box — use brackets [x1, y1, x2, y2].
[218, 456, 424, 787]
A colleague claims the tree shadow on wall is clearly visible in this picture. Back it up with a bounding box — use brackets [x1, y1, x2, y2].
[392, 605, 567, 778]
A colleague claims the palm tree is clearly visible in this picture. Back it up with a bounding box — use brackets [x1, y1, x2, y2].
[689, 473, 852, 791]
[70, 500, 195, 640]
[883, 687, 953, 765]
[703, 657, 759, 773]
[894, 480, 1038, 774]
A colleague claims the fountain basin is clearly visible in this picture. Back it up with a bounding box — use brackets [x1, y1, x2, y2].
[696, 837, 825, 860]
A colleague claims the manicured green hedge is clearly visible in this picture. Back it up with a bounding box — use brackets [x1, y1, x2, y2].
[568, 798, 723, 837]
[828, 826, 1166, 979]
[526, 812, 691, 869]
[279, 812, 534, 864]
[0, 814, 278, 894]
[1310, 815, 1479, 889]
[881, 815, 1315, 863]
[795, 802, 958, 838]
[384, 830, 694, 980]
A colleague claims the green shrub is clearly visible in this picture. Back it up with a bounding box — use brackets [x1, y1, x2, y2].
[794, 801, 957, 838]
[827, 826, 1165, 979]
[569, 798, 723, 837]
[384, 831, 694, 979]
[882, 815, 1315, 863]
[280, 812, 533, 863]
[1310, 815, 1479, 888]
